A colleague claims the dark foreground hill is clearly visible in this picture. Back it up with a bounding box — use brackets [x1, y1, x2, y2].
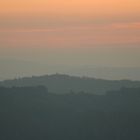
[0, 86, 140, 140]
[1, 74, 140, 94]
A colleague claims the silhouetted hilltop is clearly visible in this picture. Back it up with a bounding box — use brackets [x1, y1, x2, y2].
[0, 86, 48, 104]
[0, 86, 47, 93]
[0, 74, 140, 94]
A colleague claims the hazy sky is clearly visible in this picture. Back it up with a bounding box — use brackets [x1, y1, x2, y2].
[0, 0, 140, 79]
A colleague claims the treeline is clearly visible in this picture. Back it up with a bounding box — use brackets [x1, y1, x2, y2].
[1, 74, 140, 94]
[0, 86, 140, 140]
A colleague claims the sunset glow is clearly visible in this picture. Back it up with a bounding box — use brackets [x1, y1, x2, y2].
[0, 0, 140, 79]
[0, 0, 140, 48]
[1, 0, 140, 16]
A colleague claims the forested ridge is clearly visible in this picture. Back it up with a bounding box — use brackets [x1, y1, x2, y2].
[0, 86, 140, 140]
[1, 74, 140, 94]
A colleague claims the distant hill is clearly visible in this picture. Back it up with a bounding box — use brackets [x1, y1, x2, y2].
[1, 60, 140, 81]
[1, 74, 140, 94]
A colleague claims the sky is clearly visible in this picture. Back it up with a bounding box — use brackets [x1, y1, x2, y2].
[0, 0, 140, 80]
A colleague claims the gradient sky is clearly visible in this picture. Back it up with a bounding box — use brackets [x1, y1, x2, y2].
[0, 0, 140, 79]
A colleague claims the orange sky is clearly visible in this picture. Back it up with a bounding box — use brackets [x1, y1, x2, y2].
[1, 0, 140, 16]
[0, 0, 140, 47]
[1, 0, 140, 79]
